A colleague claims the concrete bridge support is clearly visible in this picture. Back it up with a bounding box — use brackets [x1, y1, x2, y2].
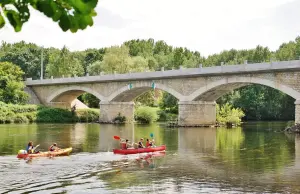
[178, 101, 216, 126]
[295, 100, 300, 124]
[99, 101, 134, 123]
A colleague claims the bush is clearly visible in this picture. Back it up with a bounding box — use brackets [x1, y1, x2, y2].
[135, 106, 158, 123]
[14, 114, 29, 123]
[76, 109, 99, 122]
[113, 113, 126, 123]
[157, 110, 177, 121]
[36, 106, 77, 123]
[217, 103, 245, 127]
[0, 101, 100, 124]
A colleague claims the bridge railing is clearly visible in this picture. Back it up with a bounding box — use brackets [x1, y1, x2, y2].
[25, 59, 300, 84]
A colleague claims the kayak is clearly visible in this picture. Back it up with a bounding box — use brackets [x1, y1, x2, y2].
[113, 145, 166, 155]
[17, 147, 73, 159]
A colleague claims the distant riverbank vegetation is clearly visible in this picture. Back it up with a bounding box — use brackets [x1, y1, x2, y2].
[1, 37, 300, 123]
[0, 102, 99, 124]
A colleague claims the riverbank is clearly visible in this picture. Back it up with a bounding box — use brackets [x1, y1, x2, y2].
[0, 102, 99, 124]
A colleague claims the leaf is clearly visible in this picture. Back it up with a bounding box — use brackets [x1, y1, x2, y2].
[4, 9, 23, 32]
[70, 0, 98, 14]
[58, 13, 70, 32]
[0, 13, 5, 28]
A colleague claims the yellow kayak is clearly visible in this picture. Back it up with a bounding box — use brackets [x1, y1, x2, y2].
[17, 148, 72, 159]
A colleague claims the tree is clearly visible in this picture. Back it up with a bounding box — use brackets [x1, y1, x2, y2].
[131, 56, 149, 72]
[0, 0, 98, 32]
[0, 62, 28, 104]
[83, 48, 105, 74]
[46, 46, 84, 77]
[87, 60, 103, 76]
[81, 93, 100, 108]
[0, 41, 45, 79]
[159, 92, 178, 114]
[100, 45, 132, 74]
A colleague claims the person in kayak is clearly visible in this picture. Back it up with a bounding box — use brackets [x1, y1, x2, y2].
[120, 139, 130, 149]
[146, 139, 152, 147]
[49, 143, 60, 151]
[138, 138, 145, 148]
[26, 141, 39, 154]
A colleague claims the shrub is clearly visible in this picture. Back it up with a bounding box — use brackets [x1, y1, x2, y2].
[14, 114, 29, 123]
[36, 106, 77, 123]
[217, 103, 245, 127]
[113, 113, 126, 123]
[76, 109, 99, 122]
[135, 106, 158, 123]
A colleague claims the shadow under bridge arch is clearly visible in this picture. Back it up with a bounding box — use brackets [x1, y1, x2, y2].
[187, 77, 300, 101]
[107, 83, 184, 102]
[46, 86, 105, 108]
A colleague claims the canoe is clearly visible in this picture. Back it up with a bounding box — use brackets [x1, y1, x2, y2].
[113, 145, 166, 155]
[17, 147, 73, 159]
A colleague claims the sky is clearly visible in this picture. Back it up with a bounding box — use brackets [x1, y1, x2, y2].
[0, 0, 300, 56]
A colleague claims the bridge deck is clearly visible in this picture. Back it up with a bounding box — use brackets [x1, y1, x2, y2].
[25, 60, 300, 86]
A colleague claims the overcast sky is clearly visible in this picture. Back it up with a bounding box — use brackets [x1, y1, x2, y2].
[0, 0, 299, 56]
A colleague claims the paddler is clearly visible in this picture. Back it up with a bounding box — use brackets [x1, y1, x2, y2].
[26, 141, 39, 154]
[49, 143, 60, 151]
[138, 138, 145, 148]
[146, 139, 151, 147]
[120, 139, 132, 149]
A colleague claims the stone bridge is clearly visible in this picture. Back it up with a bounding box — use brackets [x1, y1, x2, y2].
[25, 60, 300, 126]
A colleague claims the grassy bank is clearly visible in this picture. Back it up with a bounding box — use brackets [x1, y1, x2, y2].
[0, 102, 99, 124]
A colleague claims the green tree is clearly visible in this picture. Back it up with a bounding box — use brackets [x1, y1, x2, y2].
[46, 46, 84, 77]
[0, 0, 98, 32]
[87, 60, 103, 76]
[0, 62, 28, 104]
[81, 93, 100, 108]
[159, 92, 178, 114]
[100, 45, 133, 74]
[83, 48, 105, 74]
[131, 56, 149, 72]
[0, 41, 45, 79]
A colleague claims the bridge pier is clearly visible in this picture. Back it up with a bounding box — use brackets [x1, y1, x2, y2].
[178, 101, 216, 126]
[295, 100, 300, 124]
[99, 101, 134, 123]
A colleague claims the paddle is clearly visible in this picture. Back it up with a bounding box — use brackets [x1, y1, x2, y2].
[32, 144, 40, 153]
[150, 133, 155, 146]
[113, 136, 132, 143]
[150, 133, 154, 138]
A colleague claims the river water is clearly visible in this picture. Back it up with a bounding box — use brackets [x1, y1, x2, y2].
[1, 122, 300, 193]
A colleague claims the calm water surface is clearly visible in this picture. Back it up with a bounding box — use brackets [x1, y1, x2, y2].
[1, 122, 300, 193]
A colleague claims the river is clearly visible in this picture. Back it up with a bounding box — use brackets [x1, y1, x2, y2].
[1, 122, 300, 193]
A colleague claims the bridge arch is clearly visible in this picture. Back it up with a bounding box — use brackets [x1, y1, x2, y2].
[187, 77, 300, 101]
[46, 86, 105, 103]
[107, 83, 184, 102]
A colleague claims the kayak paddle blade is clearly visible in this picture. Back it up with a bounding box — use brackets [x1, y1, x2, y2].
[150, 133, 154, 138]
[113, 136, 120, 140]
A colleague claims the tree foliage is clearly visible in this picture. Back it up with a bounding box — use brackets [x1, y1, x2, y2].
[0, 0, 98, 32]
[216, 103, 245, 126]
[46, 46, 84, 77]
[0, 62, 28, 104]
[0, 36, 300, 120]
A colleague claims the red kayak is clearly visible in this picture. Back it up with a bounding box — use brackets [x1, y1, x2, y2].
[113, 145, 166, 155]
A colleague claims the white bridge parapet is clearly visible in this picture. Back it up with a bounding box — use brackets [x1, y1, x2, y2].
[25, 60, 300, 86]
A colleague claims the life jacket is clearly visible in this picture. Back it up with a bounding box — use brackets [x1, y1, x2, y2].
[27, 145, 35, 153]
[49, 145, 55, 151]
[121, 142, 127, 149]
[146, 142, 150, 147]
[138, 141, 143, 148]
